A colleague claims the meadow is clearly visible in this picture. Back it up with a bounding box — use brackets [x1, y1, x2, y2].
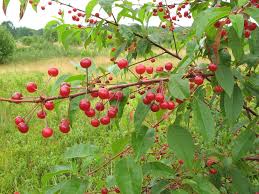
[0, 47, 182, 193]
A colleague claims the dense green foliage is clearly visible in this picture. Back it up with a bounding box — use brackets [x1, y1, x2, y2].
[0, 27, 16, 64]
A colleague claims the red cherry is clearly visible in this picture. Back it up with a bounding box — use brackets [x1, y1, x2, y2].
[80, 58, 92, 68]
[165, 62, 173, 71]
[178, 160, 184, 165]
[214, 85, 224, 93]
[209, 168, 217, 175]
[244, 30, 251, 38]
[156, 66, 164, 72]
[91, 91, 98, 98]
[160, 101, 168, 109]
[60, 86, 70, 97]
[117, 59, 128, 69]
[143, 97, 151, 105]
[73, 8, 77, 12]
[167, 101, 175, 110]
[146, 92, 155, 101]
[41, 6, 45, 10]
[115, 91, 124, 101]
[96, 102, 105, 111]
[111, 48, 116, 52]
[48, 1, 52, 5]
[48, 68, 59, 77]
[150, 104, 160, 112]
[110, 106, 118, 113]
[79, 99, 91, 111]
[45, 101, 54, 110]
[208, 63, 217, 72]
[114, 187, 120, 193]
[135, 64, 146, 75]
[108, 109, 117, 118]
[248, 22, 257, 31]
[59, 120, 70, 133]
[26, 82, 37, 93]
[17, 122, 29, 133]
[95, 12, 100, 17]
[155, 93, 164, 103]
[91, 118, 100, 127]
[11, 92, 23, 102]
[150, 58, 156, 63]
[206, 159, 216, 167]
[98, 88, 109, 99]
[37, 110, 47, 119]
[194, 76, 204, 85]
[15, 116, 24, 125]
[85, 108, 95, 117]
[107, 34, 113, 39]
[101, 187, 108, 194]
[146, 66, 153, 74]
[42, 127, 53, 138]
[100, 116, 110, 125]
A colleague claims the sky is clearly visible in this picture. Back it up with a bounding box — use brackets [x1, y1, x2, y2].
[0, 0, 193, 29]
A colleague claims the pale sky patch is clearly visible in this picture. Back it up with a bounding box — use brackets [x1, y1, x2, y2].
[0, 0, 192, 29]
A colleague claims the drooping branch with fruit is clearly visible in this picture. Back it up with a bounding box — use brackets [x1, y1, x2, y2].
[1, 0, 259, 193]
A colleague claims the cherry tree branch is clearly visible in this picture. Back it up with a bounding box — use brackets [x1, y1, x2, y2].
[51, 0, 182, 60]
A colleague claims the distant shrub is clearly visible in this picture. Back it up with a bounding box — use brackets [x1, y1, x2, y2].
[0, 27, 15, 64]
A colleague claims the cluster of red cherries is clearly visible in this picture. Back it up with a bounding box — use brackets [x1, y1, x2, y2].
[152, 0, 191, 30]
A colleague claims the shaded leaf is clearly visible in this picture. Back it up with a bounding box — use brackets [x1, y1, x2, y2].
[224, 85, 244, 125]
[134, 99, 150, 129]
[64, 143, 98, 159]
[229, 14, 244, 38]
[167, 125, 195, 168]
[132, 126, 155, 160]
[114, 157, 143, 194]
[192, 98, 215, 142]
[169, 74, 190, 100]
[142, 162, 174, 177]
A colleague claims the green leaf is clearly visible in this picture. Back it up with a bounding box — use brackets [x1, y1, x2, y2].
[51, 74, 70, 95]
[189, 177, 220, 194]
[150, 180, 171, 194]
[192, 98, 215, 142]
[224, 85, 244, 125]
[132, 126, 155, 160]
[229, 14, 244, 39]
[193, 7, 231, 38]
[215, 64, 234, 97]
[238, 0, 248, 6]
[167, 125, 195, 168]
[245, 7, 259, 24]
[136, 38, 151, 56]
[68, 95, 84, 125]
[134, 99, 150, 129]
[228, 27, 244, 61]
[142, 162, 175, 177]
[99, 0, 116, 14]
[112, 136, 129, 154]
[231, 168, 251, 194]
[249, 28, 259, 55]
[172, 190, 189, 194]
[2, 0, 10, 14]
[64, 143, 98, 159]
[19, 0, 29, 19]
[169, 74, 190, 100]
[42, 165, 72, 188]
[232, 119, 257, 161]
[45, 182, 67, 194]
[60, 178, 88, 194]
[85, 0, 98, 18]
[114, 157, 143, 194]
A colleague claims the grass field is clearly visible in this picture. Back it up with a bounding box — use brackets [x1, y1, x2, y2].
[0, 52, 181, 193]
